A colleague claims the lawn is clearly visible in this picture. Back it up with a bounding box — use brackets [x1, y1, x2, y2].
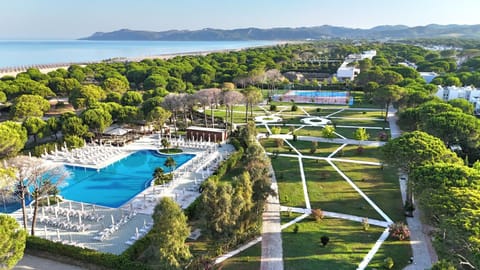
[271, 157, 305, 208]
[333, 145, 382, 163]
[302, 159, 383, 220]
[286, 140, 341, 157]
[282, 217, 385, 270]
[268, 124, 296, 134]
[367, 236, 412, 270]
[259, 138, 294, 155]
[329, 117, 389, 128]
[217, 242, 261, 270]
[295, 126, 341, 138]
[333, 163, 405, 222]
[334, 127, 390, 141]
[333, 110, 384, 119]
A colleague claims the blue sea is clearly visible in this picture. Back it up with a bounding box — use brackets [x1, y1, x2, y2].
[0, 40, 277, 68]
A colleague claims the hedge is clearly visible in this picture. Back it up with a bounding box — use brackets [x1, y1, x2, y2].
[26, 236, 150, 270]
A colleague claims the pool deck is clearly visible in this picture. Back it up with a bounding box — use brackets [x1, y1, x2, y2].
[8, 134, 236, 255]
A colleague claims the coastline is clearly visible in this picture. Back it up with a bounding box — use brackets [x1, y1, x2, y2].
[0, 41, 286, 77]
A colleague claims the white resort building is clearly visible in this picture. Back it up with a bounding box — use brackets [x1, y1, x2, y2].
[435, 85, 480, 114]
[336, 50, 376, 81]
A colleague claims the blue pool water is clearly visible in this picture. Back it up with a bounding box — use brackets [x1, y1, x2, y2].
[58, 150, 195, 208]
[291, 90, 348, 97]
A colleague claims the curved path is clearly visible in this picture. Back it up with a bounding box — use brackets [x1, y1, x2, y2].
[387, 108, 438, 269]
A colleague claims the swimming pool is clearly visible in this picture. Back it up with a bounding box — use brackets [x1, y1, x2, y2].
[59, 150, 195, 208]
[291, 90, 348, 97]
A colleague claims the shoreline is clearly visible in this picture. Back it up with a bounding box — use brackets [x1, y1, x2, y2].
[0, 41, 287, 77]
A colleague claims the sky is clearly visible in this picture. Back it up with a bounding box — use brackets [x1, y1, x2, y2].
[2, 0, 480, 39]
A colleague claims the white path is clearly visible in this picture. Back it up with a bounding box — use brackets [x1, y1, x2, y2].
[260, 165, 284, 270]
[387, 108, 438, 269]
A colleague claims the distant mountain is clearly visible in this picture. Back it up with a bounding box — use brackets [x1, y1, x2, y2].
[80, 24, 480, 41]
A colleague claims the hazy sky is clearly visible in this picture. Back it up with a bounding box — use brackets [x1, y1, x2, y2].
[2, 0, 480, 39]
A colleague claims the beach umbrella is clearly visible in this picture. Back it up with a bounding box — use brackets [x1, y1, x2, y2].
[111, 214, 115, 226]
[143, 219, 147, 228]
[143, 194, 147, 208]
[129, 203, 133, 213]
[69, 201, 72, 210]
[135, 227, 139, 239]
[54, 208, 58, 218]
[69, 233, 73, 243]
[41, 207, 45, 218]
[92, 204, 96, 214]
[44, 226, 48, 239]
[78, 214, 82, 225]
[66, 212, 70, 222]
[47, 196, 50, 206]
[81, 203, 84, 213]
[56, 229, 61, 241]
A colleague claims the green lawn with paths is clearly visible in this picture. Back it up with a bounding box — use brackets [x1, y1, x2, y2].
[217, 243, 261, 270]
[286, 140, 341, 157]
[271, 157, 305, 208]
[333, 145, 382, 163]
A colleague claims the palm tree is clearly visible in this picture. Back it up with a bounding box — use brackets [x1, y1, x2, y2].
[161, 139, 170, 149]
[164, 157, 177, 174]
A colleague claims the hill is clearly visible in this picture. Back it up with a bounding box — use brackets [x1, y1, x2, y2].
[80, 24, 480, 41]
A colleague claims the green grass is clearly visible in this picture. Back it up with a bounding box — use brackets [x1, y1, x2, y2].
[333, 145, 382, 163]
[330, 118, 389, 128]
[333, 163, 405, 222]
[367, 236, 412, 270]
[283, 218, 385, 270]
[286, 140, 341, 157]
[294, 126, 340, 138]
[271, 157, 305, 208]
[158, 148, 183, 154]
[268, 125, 295, 134]
[333, 110, 384, 119]
[334, 127, 389, 141]
[217, 243, 261, 270]
[303, 159, 382, 220]
[259, 138, 294, 155]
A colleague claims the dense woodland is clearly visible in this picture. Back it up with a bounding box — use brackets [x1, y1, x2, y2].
[2, 40, 480, 269]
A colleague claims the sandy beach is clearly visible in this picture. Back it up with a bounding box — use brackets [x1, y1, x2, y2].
[0, 42, 284, 77]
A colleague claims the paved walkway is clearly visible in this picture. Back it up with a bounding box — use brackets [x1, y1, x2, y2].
[387, 108, 438, 269]
[260, 165, 283, 270]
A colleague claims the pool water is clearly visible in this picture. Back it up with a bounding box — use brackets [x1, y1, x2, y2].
[291, 90, 348, 97]
[59, 150, 195, 208]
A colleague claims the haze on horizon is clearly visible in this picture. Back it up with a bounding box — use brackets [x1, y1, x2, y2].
[2, 0, 480, 40]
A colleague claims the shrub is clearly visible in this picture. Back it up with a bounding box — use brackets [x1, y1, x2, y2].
[292, 134, 297, 141]
[311, 208, 324, 222]
[63, 135, 85, 149]
[388, 222, 410, 240]
[362, 218, 370, 231]
[32, 142, 59, 157]
[320, 236, 330, 246]
[274, 138, 284, 148]
[383, 257, 394, 269]
[26, 236, 150, 270]
[270, 126, 281, 135]
[293, 224, 299, 233]
[291, 104, 298, 111]
[230, 138, 242, 150]
[269, 104, 277, 111]
[356, 146, 364, 154]
[430, 259, 456, 270]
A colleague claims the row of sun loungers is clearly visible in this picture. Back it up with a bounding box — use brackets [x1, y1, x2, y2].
[125, 222, 153, 245]
[44, 206, 104, 222]
[93, 211, 137, 242]
[33, 216, 90, 232]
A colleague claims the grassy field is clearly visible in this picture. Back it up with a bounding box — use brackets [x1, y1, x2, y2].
[294, 126, 341, 138]
[216, 243, 262, 270]
[271, 157, 305, 208]
[334, 127, 390, 141]
[282, 218, 385, 270]
[260, 138, 294, 155]
[333, 145, 382, 163]
[330, 118, 390, 128]
[302, 159, 383, 220]
[333, 163, 404, 222]
[333, 110, 384, 119]
[286, 140, 341, 157]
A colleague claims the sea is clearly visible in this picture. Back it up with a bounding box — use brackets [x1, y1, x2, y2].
[0, 40, 278, 69]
